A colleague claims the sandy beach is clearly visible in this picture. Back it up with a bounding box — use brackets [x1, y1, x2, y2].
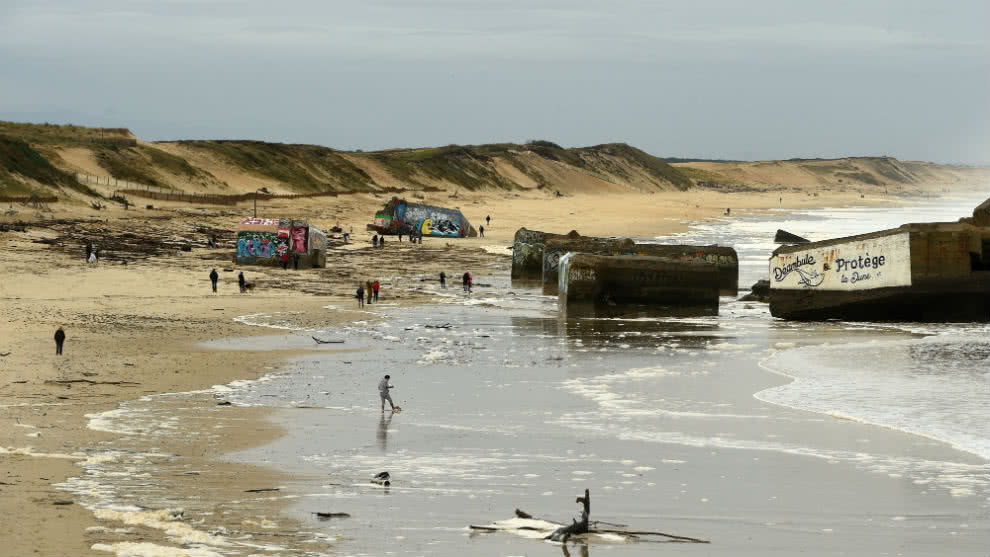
[2, 184, 988, 556]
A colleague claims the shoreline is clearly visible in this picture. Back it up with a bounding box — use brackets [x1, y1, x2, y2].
[1, 185, 986, 555]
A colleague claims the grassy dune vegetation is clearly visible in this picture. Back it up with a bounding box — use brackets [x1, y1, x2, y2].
[0, 120, 986, 200]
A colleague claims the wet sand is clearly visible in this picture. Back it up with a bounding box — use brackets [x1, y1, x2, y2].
[206, 295, 989, 556]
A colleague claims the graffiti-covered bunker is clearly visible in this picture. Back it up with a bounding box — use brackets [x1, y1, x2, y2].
[369, 198, 476, 238]
[769, 198, 990, 321]
[236, 218, 328, 268]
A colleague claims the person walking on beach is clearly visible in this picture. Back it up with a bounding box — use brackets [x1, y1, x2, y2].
[372, 235, 379, 248]
[378, 374, 395, 412]
[54, 327, 66, 355]
[373, 280, 380, 302]
[281, 251, 289, 270]
[462, 272, 472, 293]
[479, 225, 485, 238]
[293, 253, 300, 270]
[356, 284, 365, 308]
[85, 241, 93, 261]
[238, 271, 246, 293]
[379, 236, 385, 248]
[209, 268, 219, 293]
[366, 280, 374, 305]
[439, 271, 446, 289]
[486, 215, 491, 227]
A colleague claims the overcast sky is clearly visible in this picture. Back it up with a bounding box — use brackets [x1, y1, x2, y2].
[2, 1, 988, 163]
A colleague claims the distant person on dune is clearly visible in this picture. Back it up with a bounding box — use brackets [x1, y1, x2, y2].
[373, 280, 380, 302]
[54, 327, 65, 355]
[356, 284, 365, 308]
[486, 215, 490, 226]
[479, 225, 485, 238]
[238, 271, 246, 293]
[209, 268, 219, 293]
[378, 374, 396, 412]
[366, 280, 374, 304]
[440, 271, 446, 289]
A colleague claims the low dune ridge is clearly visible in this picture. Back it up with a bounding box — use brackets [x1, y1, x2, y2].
[4, 121, 987, 202]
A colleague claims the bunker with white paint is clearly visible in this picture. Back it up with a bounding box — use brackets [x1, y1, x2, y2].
[770, 202, 990, 320]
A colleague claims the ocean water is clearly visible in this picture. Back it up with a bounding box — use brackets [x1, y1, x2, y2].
[70, 192, 990, 556]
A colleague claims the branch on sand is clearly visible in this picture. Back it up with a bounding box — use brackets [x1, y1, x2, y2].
[469, 489, 710, 545]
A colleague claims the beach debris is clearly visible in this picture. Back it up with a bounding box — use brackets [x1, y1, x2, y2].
[53, 500, 74, 505]
[371, 471, 391, 486]
[470, 489, 710, 545]
[216, 401, 232, 406]
[774, 229, 810, 244]
[312, 512, 351, 520]
[312, 336, 345, 344]
[425, 323, 452, 329]
[547, 489, 591, 542]
[738, 279, 770, 303]
[0, 352, 10, 357]
[244, 487, 280, 493]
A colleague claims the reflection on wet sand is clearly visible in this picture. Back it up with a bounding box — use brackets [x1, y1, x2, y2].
[562, 542, 590, 557]
[377, 413, 392, 452]
[510, 314, 725, 350]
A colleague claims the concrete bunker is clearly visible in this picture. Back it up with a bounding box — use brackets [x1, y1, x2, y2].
[558, 253, 721, 316]
[769, 200, 990, 321]
[236, 217, 327, 268]
[543, 240, 738, 297]
[369, 198, 475, 238]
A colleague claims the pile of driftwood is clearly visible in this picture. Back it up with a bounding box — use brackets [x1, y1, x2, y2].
[22, 217, 233, 262]
[469, 489, 709, 546]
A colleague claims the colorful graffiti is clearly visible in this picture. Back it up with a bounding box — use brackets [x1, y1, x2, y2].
[237, 231, 289, 259]
[291, 226, 308, 253]
[399, 204, 465, 237]
[240, 217, 280, 227]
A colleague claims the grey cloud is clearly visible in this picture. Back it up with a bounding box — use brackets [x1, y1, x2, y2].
[1, 1, 988, 163]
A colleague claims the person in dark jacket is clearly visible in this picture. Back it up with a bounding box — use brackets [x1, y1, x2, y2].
[439, 271, 446, 289]
[356, 285, 365, 308]
[54, 327, 66, 355]
[209, 268, 219, 293]
[238, 271, 246, 293]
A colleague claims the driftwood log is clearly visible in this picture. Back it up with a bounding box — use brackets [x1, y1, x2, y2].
[472, 489, 711, 545]
[547, 489, 590, 542]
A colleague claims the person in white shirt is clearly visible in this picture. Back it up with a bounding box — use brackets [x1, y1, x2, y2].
[378, 374, 395, 412]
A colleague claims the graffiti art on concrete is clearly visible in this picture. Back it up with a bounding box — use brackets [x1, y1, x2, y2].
[237, 231, 289, 259]
[291, 226, 308, 253]
[368, 198, 472, 238]
[240, 217, 280, 228]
